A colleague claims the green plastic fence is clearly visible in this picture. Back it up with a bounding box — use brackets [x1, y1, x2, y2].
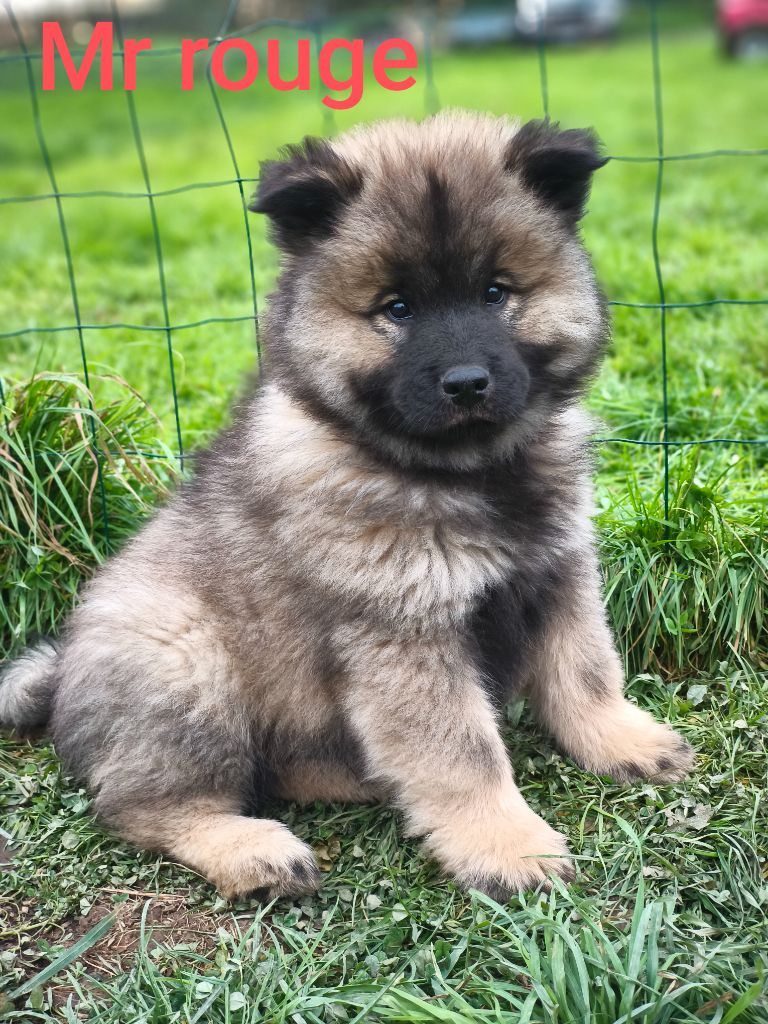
[0, 0, 766, 554]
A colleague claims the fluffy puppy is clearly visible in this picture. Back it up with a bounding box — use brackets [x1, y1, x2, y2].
[0, 112, 693, 900]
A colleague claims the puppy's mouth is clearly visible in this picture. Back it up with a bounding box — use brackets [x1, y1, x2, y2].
[349, 364, 529, 449]
[412, 416, 508, 447]
[390, 397, 521, 447]
[415, 401, 507, 435]
[396, 375, 531, 444]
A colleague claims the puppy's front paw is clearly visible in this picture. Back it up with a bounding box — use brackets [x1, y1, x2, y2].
[569, 701, 694, 784]
[427, 809, 574, 899]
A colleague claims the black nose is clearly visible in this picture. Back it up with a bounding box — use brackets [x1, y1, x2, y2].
[441, 365, 490, 407]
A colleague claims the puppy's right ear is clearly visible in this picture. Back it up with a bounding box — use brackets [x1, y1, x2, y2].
[249, 137, 362, 252]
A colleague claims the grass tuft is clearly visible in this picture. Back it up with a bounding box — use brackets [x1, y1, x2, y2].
[599, 442, 767, 679]
[0, 373, 175, 659]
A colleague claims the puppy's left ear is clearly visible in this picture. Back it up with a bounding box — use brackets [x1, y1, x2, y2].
[249, 137, 362, 253]
[506, 120, 608, 226]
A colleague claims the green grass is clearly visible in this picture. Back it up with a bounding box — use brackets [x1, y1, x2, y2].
[0, 374, 174, 652]
[1, 9, 767, 1022]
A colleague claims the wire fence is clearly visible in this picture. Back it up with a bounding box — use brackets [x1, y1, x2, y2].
[0, 0, 766, 554]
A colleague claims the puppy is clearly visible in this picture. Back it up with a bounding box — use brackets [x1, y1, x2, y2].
[0, 112, 693, 900]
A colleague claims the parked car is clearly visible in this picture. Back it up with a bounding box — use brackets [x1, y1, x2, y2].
[718, 0, 768, 58]
[515, 0, 623, 42]
[442, 8, 517, 48]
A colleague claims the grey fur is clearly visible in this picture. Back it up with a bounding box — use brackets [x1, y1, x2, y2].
[0, 640, 58, 733]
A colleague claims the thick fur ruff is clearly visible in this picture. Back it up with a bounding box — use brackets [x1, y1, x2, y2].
[0, 112, 693, 900]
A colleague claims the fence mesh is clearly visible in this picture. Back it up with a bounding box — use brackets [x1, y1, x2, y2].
[0, 0, 766, 557]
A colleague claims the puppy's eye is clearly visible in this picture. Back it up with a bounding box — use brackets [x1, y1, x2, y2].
[385, 298, 413, 321]
[484, 284, 506, 305]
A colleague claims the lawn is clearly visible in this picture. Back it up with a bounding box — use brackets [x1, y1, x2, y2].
[1, 7, 767, 1022]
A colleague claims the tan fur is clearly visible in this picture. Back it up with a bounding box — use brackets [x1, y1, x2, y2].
[340, 627, 575, 888]
[323, 116, 590, 341]
[424, 800, 573, 892]
[252, 386, 517, 629]
[525, 496, 693, 783]
[115, 799, 318, 900]
[276, 763, 379, 804]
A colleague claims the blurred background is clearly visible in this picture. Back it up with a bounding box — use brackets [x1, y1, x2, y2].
[0, 0, 766, 675]
[3, 0, 768, 55]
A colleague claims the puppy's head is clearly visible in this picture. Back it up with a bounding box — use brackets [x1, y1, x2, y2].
[251, 112, 609, 469]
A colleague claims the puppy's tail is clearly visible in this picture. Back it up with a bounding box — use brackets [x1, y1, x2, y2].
[0, 640, 59, 733]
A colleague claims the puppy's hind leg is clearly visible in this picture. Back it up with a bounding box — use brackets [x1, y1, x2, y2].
[112, 797, 320, 901]
[78, 706, 320, 900]
[84, 715, 321, 900]
[51, 612, 320, 901]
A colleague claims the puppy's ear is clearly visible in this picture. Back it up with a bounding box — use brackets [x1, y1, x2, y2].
[249, 137, 362, 252]
[506, 120, 608, 225]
